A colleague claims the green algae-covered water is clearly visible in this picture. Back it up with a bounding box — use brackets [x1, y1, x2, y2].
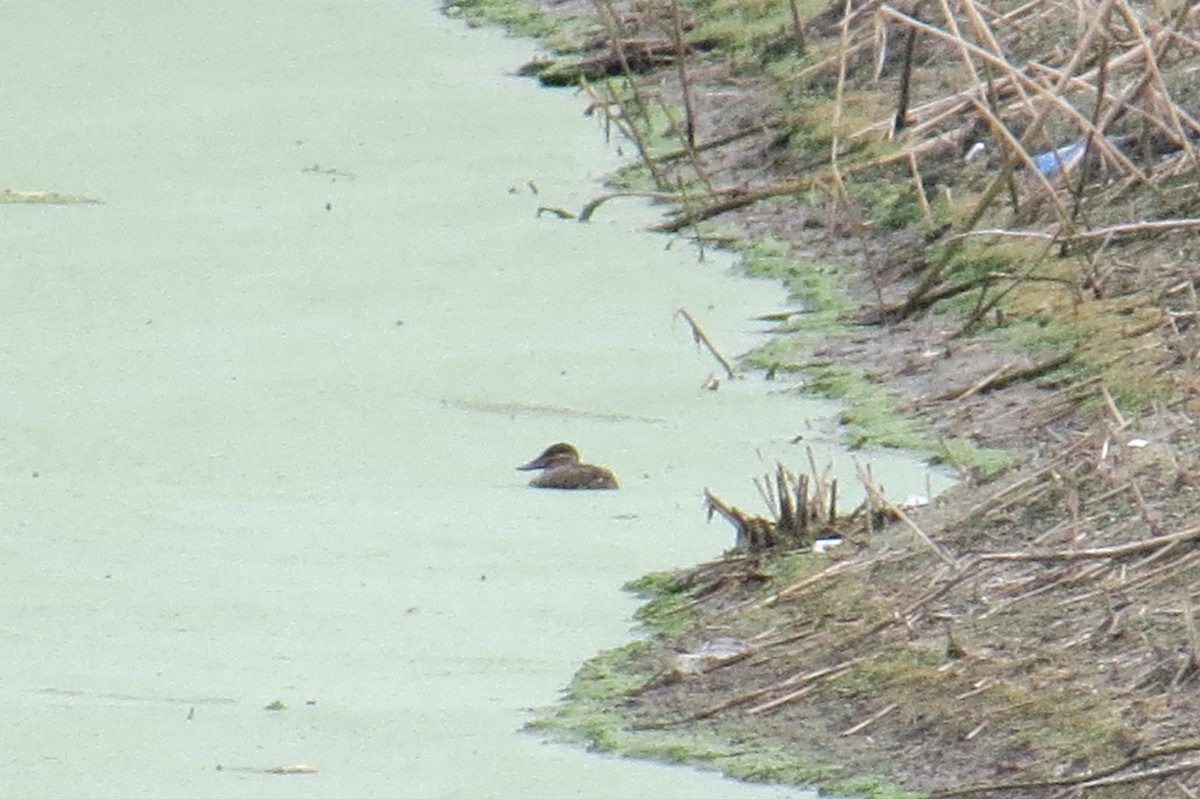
[0, 3, 946, 796]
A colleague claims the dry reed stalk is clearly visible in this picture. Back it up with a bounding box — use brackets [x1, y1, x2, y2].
[743, 624, 826, 658]
[839, 702, 899, 735]
[1062, 549, 1200, 608]
[945, 431, 1098, 527]
[793, 36, 877, 84]
[656, 656, 861, 725]
[945, 214, 1200, 242]
[651, 173, 830, 232]
[971, 0, 1042, 41]
[891, 13, 919, 134]
[856, 462, 959, 567]
[978, 524, 1200, 562]
[830, 0, 1196, 231]
[931, 737, 1200, 797]
[744, 660, 859, 715]
[650, 103, 715, 220]
[675, 308, 735, 379]
[1028, 45, 1192, 133]
[907, 151, 933, 219]
[653, 685, 774, 725]
[1100, 384, 1128, 427]
[804, 446, 836, 519]
[744, 683, 818, 714]
[962, 93, 1069, 206]
[988, 563, 1112, 617]
[788, 0, 808, 54]
[831, 0, 854, 168]
[936, 0, 982, 86]
[704, 488, 780, 551]
[851, 73, 1019, 140]
[577, 188, 689, 221]
[952, 364, 1012, 401]
[1057, 217, 1200, 240]
[958, 0, 1011, 61]
[1068, 16, 1111, 223]
[883, 0, 1198, 253]
[1078, 759, 1200, 790]
[956, 0, 1044, 140]
[749, 559, 865, 610]
[590, 0, 667, 188]
[1120, 547, 1200, 595]
[667, 0, 697, 151]
[1113, 0, 1198, 161]
[656, 117, 787, 163]
[1182, 592, 1200, 673]
[883, 2, 1143, 179]
[754, 471, 777, 517]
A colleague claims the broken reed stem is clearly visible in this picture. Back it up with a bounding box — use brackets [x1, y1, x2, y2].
[804, 446, 834, 518]
[744, 660, 858, 715]
[642, 656, 859, 728]
[1183, 592, 1200, 672]
[879, 0, 1155, 274]
[856, 461, 959, 568]
[750, 559, 863, 610]
[907, 151, 932, 220]
[1078, 759, 1200, 790]
[1101, 384, 1128, 428]
[978, 524, 1200, 562]
[590, 0, 668, 189]
[787, 0, 807, 55]
[1065, 550, 1200, 609]
[931, 737, 1200, 797]
[891, 17, 918, 134]
[948, 431, 1099, 527]
[667, 0, 696, 151]
[1113, 0, 1197, 162]
[830, 0, 853, 168]
[893, 496, 958, 567]
[575, 0, 1200, 259]
[799, 473, 811, 530]
[708, 460, 841, 553]
[745, 683, 817, 715]
[776, 466, 796, 530]
[675, 308, 735, 379]
[1062, 217, 1200, 241]
[839, 702, 899, 736]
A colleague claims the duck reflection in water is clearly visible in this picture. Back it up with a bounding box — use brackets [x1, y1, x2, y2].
[518, 442, 619, 490]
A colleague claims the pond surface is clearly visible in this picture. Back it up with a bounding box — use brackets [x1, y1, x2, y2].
[0, 3, 947, 797]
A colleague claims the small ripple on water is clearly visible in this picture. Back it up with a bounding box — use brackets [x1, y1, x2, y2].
[438, 395, 667, 424]
[36, 687, 239, 706]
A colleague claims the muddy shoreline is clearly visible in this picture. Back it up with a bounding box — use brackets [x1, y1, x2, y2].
[450, 1, 1200, 796]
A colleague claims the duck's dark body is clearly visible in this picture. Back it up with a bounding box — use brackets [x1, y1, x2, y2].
[518, 442, 618, 490]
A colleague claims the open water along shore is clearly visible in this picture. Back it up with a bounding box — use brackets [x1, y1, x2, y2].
[0, 3, 952, 797]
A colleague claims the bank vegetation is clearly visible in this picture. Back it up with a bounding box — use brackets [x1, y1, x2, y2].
[450, 0, 1200, 795]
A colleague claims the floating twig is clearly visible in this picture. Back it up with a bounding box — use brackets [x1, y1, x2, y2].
[675, 308, 735, 379]
[216, 764, 318, 775]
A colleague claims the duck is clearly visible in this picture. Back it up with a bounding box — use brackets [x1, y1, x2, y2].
[517, 442, 618, 490]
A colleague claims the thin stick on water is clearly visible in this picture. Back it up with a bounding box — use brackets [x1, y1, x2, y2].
[676, 308, 736, 379]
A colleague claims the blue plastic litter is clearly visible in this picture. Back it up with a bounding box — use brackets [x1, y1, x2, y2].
[1032, 139, 1089, 176]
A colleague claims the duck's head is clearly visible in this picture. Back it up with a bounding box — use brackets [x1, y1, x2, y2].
[518, 442, 582, 472]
